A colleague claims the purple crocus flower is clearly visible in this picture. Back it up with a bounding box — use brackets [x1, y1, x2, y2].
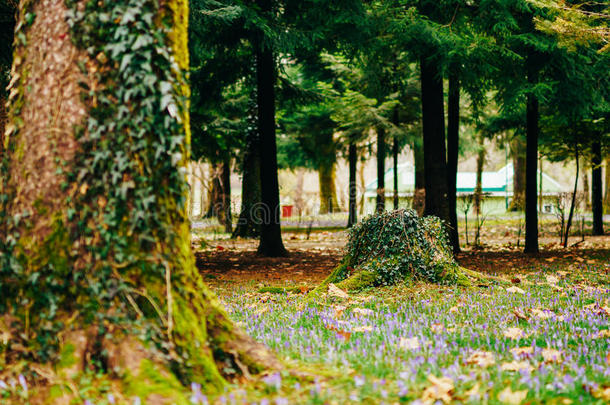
[18, 375, 27, 395]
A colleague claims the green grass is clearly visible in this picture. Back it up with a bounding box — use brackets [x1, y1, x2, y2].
[209, 263, 610, 404]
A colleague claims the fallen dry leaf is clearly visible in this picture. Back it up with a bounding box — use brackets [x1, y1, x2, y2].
[498, 386, 528, 404]
[510, 347, 534, 358]
[399, 337, 420, 351]
[325, 323, 352, 341]
[507, 286, 526, 294]
[334, 305, 347, 318]
[546, 275, 559, 284]
[503, 327, 526, 340]
[541, 348, 562, 363]
[592, 386, 610, 401]
[328, 283, 349, 299]
[593, 330, 610, 339]
[531, 308, 554, 319]
[431, 323, 445, 334]
[466, 351, 495, 367]
[513, 308, 528, 321]
[501, 360, 534, 372]
[421, 375, 454, 404]
[352, 307, 374, 317]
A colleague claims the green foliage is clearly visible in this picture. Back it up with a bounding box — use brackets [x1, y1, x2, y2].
[342, 209, 463, 287]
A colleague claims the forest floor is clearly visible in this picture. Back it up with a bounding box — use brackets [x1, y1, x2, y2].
[192, 227, 610, 404]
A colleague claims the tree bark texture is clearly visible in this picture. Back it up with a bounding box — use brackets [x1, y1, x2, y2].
[233, 130, 262, 238]
[446, 71, 460, 253]
[255, 2, 286, 256]
[582, 160, 591, 211]
[348, 141, 357, 227]
[420, 55, 450, 224]
[473, 136, 486, 216]
[376, 126, 386, 213]
[604, 156, 610, 214]
[592, 139, 604, 235]
[412, 136, 426, 216]
[318, 160, 341, 214]
[0, 0, 277, 398]
[524, 61, 539, 254]
[563, 147, 579, 248]
[220, 159, 232, 233]
[205, 163, 221, 218]
[509, 136, 526, 211]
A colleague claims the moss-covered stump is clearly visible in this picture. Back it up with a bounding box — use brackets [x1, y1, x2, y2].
[312, 210, 503, 296]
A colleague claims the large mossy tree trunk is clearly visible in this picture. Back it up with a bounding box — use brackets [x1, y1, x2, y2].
[233, 129, 262, 238]
[420, 55, 451, 225]
[0, 0, 277, 399]
[255, 0, 286, 257]
[509, 135, 526, 211]
[592, 139, 604, 235]
[446, 71, 460, 253]
[524, 58, 540, 254]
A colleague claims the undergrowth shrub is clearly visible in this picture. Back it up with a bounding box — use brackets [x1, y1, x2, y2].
[311, 209, 469, 294]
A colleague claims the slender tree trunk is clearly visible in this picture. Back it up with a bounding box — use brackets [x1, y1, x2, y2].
[359, 157, 366, 213]
[446, 71, 460, 253]
[255, 4, 286, 256]
[420, 55, 450, 224]
[198, 163, 207, 219]
[604, 156, 610, 215]
[318, 160, 340, 214]
[473, 136, 486, 216]
[233, 130, 261, 238]
[205, 163, 222, 218]
[393, 136, 399, 210]
[0, 0, 277, 397]
[564, 147, 579, 247]
[524, 61, 539, 254]
[582, 160, 591, 211]
[392, 109, 399, 210]
[348, 141, 358, 227]
[509, 136, 526, 211]
[412, 136, 426, 216]
[376, 126, 386, 213]
[219, 159, 232, 233]
[294, 168, 305, 218]
[592, 139, 604, 235]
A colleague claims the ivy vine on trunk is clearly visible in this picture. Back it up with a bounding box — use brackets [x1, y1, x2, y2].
[0, 0, 277, 400]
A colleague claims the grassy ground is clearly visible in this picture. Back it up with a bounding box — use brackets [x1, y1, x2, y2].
[2, 229, 608, 404]
[213, 276, 609, 404]
[190, 236, 610, 405]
